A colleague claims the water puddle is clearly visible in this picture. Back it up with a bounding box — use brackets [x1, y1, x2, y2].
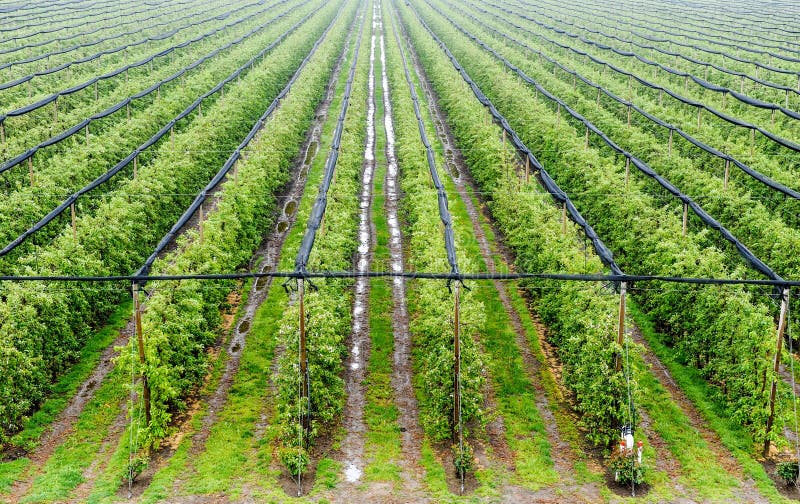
[284, 199, 297, 216]
[238, 319, 250, 333]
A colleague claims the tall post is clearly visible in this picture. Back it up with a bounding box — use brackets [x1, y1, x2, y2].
[668, 129, 673, 157]
[70, 203, 77, 241]
[28, 156, 34, 186]
[562, 203, 567, 234]
[764, 288, 790, 457]
[615, 282, 627, 372]
[1, 121, 4, 144]
[625, 157, 630, 189]
[198, 203, 204, 244]
[299, 279, 309, 433]
[133, 283, 151, 427]
[53, 97, 58, 123]
[453, 282, 462, 441]
[525, 155, 530, 184]
[723, 159, 730, 190]
[682, 203, 688, 237]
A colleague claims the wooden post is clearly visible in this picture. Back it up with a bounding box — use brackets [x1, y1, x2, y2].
[66, 202, 76, 242]
[585, 125, 589, 149]
[668, 129, 673, 157]
[614, 282, 627, 373]
[659, 89, 663, 107]
[750, 128, 755, 158]
[198, 203, 204, 244]
[562, 202, 567, 234]
[764, 288, 790, 457]
[741, 75, 745, 94]
[627, 104, 631, 128]
[28, 156, 34, 186]
[53, 97, 58, 123]
[299, 279, 309, 433]
[771, 109, 775, 127]
[0, 122, 4, 144]
[453, 282, 461, 440]
[127, 102, 131, 121]
[170, 126, 174, 149]
[133, 155, 138, 179]
[85, 125, 89, 145]
[133, 283, 152, 427]
[525, 155, 530, 184]
[94, 81, 98, 101]
[682, 203, 688, 236]
[786, 90, 789, 109]
[723, 159, 730, 190]
[596, 87, 601, 109]
[556, 103, 561, 127]
[625, 157, 630, 188]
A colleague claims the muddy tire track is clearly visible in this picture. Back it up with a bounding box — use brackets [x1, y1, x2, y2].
[338, 1, 379, 486]
[5, 316, 134, 502]
[631, 325, 766, 501]
[383, 5, 426, 492]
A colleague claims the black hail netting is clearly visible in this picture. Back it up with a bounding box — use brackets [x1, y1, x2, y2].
[462, 2, 800, 201]
[0, 0, 282, 114]
[293, 3, 364, 276]
[483, 0, 800, 130]
[0, 0, 298, 180]
[0, 0, 198, 49]
[136, 3, 342, 280]
[407, 1, 625, 276]
[421, 0, 784, 282]
[397, 20, 459, 275]
[0, 0, 232, 85]
[485, 0, 800, 98]
[0, 1, 313, 258]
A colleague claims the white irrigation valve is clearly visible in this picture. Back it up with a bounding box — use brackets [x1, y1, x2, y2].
[637, 440, 643, 464]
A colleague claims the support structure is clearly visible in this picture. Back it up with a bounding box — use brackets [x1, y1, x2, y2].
[615, 282, 627, 373]
[299, 278, 309, 434]
[764, 288, 790, 457]
[453, 282, 461, 437]
[132, 283, 151, 427]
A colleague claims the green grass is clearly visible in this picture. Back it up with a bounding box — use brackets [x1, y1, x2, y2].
[630, 299, 789, 503]
[0, 299, 132, 495]
[361, 45, 404, 485]
[169, 20, 356, 498]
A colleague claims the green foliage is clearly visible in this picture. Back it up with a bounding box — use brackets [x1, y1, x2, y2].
[608, 448, 647, 486]
[0, 0, 335, 446]
[777, 461, 799, 486]
[451, 442, 474, 475]
[403, 0, 784, 446]
[385, 14, 486, 445]
[274, 8, 367, 474]
[398, 0, 632, 447]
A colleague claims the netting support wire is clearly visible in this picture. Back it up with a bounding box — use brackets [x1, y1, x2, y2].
[453, 281, 465, 494]
[132, 282, 151, 427]
[765, 287, 791, 457]
[615, 282, 627, 373]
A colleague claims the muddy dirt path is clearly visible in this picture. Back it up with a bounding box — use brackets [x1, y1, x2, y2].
[381, 3, 427, 497]
[5, 319, 134, 501]
[338, 1, 378, 486]
[630, 325, 766, 501]
[162, 11, 359, 499]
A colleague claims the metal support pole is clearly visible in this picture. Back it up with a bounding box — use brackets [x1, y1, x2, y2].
[453, 282, 461, 439]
